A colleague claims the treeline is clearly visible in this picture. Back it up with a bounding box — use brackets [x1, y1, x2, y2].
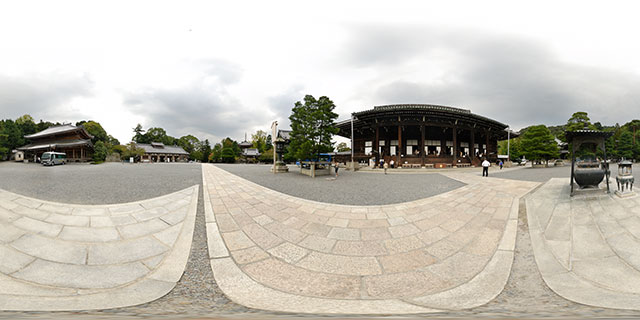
[499, 112, 640, 163]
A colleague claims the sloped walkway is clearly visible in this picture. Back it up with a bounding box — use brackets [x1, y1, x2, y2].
[0, 185, 199, 311]
[527, 178, 640, 310]
[203, 164, 538, 314]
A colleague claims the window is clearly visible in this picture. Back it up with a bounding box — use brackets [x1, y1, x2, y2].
[379, 140, 386, 146]
[365, 141, 372, 155]
[390, 146, 396, 156]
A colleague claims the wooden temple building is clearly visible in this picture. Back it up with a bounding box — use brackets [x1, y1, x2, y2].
[335, 104, 510, 168]
[137, 142, 189, 162]
[18, 124, 94, 162]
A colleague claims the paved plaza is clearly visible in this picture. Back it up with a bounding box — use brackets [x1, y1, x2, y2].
[204, 164, 538, 313]
[2, 162, 640, 318]
[0, 185, 198, 310]
[527, 178, 640, 310]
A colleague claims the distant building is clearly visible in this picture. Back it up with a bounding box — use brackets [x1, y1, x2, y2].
[239, 136, 260, 162]
[137, 142, 189, 162]
[18, 124, 94, 162]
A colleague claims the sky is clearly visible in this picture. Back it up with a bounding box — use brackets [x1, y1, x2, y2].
[1, 0, 640, 145]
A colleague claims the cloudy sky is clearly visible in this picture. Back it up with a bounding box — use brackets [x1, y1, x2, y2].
[1, 0, 639, 144]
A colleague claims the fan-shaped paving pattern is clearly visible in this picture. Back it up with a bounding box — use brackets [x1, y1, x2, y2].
[203, 164, 538, 314]
[0, 185, 199, 311]
[527, 178, 640, 310]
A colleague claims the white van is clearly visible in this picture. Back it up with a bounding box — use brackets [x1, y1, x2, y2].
[42, 152, 67, 166]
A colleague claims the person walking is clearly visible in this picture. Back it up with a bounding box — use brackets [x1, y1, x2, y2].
[499, 160, 503, 170]
[482, 159, 490, 177]
[384, 161, 388, 174]
[334, 160, 339, 178]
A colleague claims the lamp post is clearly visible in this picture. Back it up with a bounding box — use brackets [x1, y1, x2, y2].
[351, 113, 354, 166]
[507, 127, 510, 162]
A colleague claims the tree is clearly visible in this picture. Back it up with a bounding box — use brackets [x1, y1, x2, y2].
[287, 95, 339, 161]
[617, 130, 634, 160]
[93, 141, 108, 162]
[121, 142, 146, 161]
[258, 148, 274, 163]
[80, 121, 108, 143]
[210, 143, 223, 162]
[221, 147, 235, 163]
[566, 112, 596, 132]
[16, 114, 36, 136]
[266, 134, 272, 148]
[251, 130, 268, 153]
[624, 119, 640, 147]
[199, 139, 212, 163]
[132, 124, 145, 142]
[520, 125, 559, 165]
[335, 142, 350, 152]
[177, 135, 200, 154]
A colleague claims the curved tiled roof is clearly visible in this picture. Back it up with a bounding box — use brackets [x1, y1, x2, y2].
[348, 104, 507, 128]
[24, 124, 93, 140]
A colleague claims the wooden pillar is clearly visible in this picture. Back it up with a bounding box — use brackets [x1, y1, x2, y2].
[486, 130, 490, 157]
[440, 127, 446, 157]
[397, 125, 402, 165]
[420, 124, 425, 166]
[470, 129, 475, 161]
[375, 125, 379, 166]
[453, 126, 458, 165]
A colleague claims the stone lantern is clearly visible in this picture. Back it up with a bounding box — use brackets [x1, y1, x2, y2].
[271, 137, 289, 173]
[615, 160, 635, 197]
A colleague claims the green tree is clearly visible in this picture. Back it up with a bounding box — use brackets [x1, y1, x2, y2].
[624, 119, 640, 147]
[287, 95, 339, 161]
[566, 112, 597, 132]
[617, 130, 634, 160]
[16, 114, 37, 136]
[80, 121, 108, 143]
[335, 142, 350, 152]
[0, 133, 9, 160]
[520, 125, 559, 166]
[251, 130, 268, 153]
[210, 143, 222, 162]
[121, 142, 146, 161]
[199, 139, 212, 163]
[132, 124, 145, 142]
[177, 135, 200, 154]
[221, 147, 235, 163]
[93, 141, 108, 162]
[258, 148, 274, 163]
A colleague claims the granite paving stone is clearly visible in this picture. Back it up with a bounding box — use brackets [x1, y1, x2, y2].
[0, 183, 199, 311]
[204, 164, 537, 314]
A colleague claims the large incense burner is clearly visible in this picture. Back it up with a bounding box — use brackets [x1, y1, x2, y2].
[566, 130, 612, 196]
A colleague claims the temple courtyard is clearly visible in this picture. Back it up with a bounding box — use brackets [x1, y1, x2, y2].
[1, 162, 640, 319]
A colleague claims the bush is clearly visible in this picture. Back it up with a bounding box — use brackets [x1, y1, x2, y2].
[93, 141, 108, 162]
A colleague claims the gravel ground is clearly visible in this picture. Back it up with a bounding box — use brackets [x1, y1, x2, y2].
[3, 162, 640, 319]
[215, 164, 465, 205]
[0, 162, 203, 204]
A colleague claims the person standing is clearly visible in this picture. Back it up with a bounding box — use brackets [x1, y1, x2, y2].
[482, 159, 490, 177]
[384, 161, 388, 174]
[390, 159, 395, 169]
[499, 160, 503, 170]
[334, 160, 339, 178]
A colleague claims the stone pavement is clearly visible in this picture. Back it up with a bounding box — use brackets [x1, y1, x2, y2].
[527, 178, 640, 310]
[203, 164, 538, 314]
[0, 185, 199, 311]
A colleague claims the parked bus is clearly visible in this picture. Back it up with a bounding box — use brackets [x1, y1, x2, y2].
[41, 152, 67, 166]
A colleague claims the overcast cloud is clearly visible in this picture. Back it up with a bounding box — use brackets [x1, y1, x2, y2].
[1, 1, 640, 143]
